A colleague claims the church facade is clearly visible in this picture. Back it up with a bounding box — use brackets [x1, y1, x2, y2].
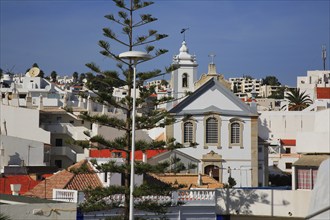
[164, 41, 262, 187]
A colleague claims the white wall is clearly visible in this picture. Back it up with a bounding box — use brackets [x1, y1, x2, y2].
[0, 104, 50, 144]
[0, 202, 77, 220]
[216, 188, 312, 218]
[296, 109, 330, 153]
[258, 111, 315, 140]
[173, 115, 254, 187]
[0, 135, 46, 171]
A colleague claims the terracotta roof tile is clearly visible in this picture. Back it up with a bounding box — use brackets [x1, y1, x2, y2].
[66, 173, 102, 190]
[24, 170, 74, 199]
[150, 173, 223, 189]
[317, 87, 330, 99]
[24, 160, 103, 199]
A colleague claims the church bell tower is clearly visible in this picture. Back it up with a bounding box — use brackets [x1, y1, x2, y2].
[170, 41, 198, 100]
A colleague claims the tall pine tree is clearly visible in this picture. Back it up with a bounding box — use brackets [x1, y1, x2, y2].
[78, 0, 186, 218]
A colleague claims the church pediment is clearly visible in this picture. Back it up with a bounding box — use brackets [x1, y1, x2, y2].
[169, 78, 257, 117]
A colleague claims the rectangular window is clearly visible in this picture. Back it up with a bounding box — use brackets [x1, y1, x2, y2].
[55, 160, 62, 168]
[297, 168, 318, 189]
[285, 163, 292, 169]
[285, 147, 291, 154]
[104, 172, 108, 183]
[55, 139, 63, 146]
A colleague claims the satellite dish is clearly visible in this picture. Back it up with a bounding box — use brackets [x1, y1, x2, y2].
[28, 67, 40, 77]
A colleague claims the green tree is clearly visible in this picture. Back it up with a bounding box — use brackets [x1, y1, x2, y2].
[78, 0, 184, 218]
[50, 71, 57, 82]
[284, 88, 313, 111]
[262, 75, 281, 86]
[73, 71, 79, 83]
[79, 73, 86, 83]
[0, 68, 3, 79]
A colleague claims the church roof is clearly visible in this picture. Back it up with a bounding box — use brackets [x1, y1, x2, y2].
[169, 78, 258, 117]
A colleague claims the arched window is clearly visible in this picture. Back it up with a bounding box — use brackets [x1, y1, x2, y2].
[182, 73, 188, 88]
[206, 118, 218, 144]
[228, 119, 244, 148]
[230, 122, 240, 144]
[183, 122, 193, 143]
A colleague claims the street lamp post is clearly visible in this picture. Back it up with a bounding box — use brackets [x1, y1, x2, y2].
[119, 51, 151, 220]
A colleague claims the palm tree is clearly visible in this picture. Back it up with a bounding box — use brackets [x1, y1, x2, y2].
[284, 88, 312, 111]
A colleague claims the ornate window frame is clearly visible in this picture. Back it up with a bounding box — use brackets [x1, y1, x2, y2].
[228, 118, 244, 148]
[204, 114, 221, 149]
[181, 118, 196, 146]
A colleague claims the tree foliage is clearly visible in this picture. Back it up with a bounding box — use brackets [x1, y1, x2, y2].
[262, 75, 281, 86]
[50, 71, 57, 82]
[284, 88, 313, 111]
[78, 0, 184, 218]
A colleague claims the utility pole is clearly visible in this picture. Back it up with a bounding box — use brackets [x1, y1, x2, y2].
[322, 45, 327, 70]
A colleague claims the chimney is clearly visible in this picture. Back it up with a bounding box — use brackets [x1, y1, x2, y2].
[142, 152, 147, 163]
[197, 173, 203, 186]
[10, 184, 21, 195]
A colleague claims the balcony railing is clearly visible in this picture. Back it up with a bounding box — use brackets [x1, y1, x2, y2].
[53, 189, 78, 203]
[53, 188, 216, 206]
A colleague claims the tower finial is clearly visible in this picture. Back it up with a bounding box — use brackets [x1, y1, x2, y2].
[180, 28, 189, 41]
[208, 52, 216, 64]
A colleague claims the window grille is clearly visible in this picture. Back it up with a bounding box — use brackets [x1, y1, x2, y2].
[206, 118, 218, 143]
[184, 122, 193, 143]
[231, 122, 240, 144]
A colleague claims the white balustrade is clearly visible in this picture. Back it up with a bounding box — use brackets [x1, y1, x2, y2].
[53, 189, 78, 203]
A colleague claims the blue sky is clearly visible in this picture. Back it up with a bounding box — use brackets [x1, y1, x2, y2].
[1, 0, 329, 87]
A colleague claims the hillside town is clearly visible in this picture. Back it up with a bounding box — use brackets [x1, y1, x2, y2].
[1, 38, 329, 219]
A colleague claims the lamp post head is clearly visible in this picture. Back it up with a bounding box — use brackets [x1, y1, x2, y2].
[119, 51, 151, 62]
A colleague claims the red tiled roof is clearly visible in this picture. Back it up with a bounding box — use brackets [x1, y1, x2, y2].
[66, 173, 102, 190]
[89, 149, 166, 160]
[317, 87, 330, 99]
[0, 175, 41, 195]
[24, 160, 102, 199]
[135, 150, 167, 160]
[24, 170, 74, 199]
[281, 139, 296, 146]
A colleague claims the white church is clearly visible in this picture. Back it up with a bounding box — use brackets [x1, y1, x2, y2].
[152, 41, 267, 187]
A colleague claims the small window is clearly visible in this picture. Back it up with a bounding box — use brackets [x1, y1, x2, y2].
[285, 147, 291, 154]
[258, 147, 263, 153]
[55, 160, 62, 168]
[69, 120, 74, 124]
[104, 172, 108, 183]
[55, 139, 63, 146]
[182, 73, 188, 88]
[285, 163, 292, 169]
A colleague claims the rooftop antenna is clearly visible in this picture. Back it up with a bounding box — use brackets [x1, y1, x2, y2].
[208, 52, 216, 64]
[322, 44, 327, 70]
[180, 28, 189, 41]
